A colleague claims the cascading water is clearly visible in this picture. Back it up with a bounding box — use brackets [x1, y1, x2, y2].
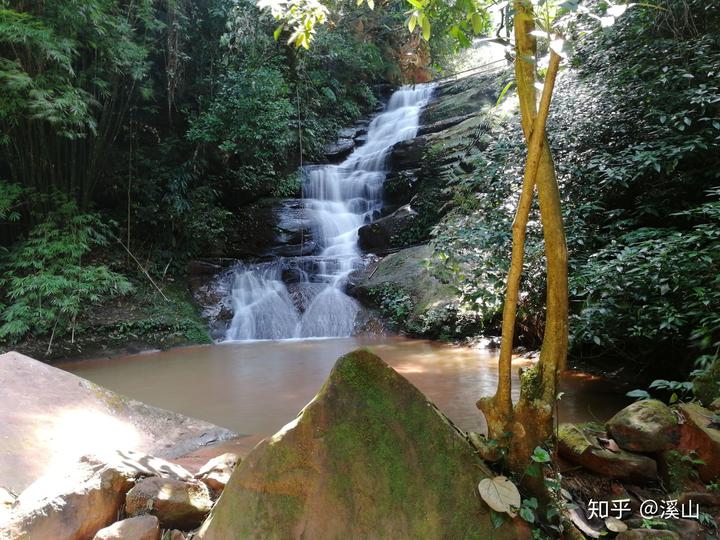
[225, 84, 435, 341]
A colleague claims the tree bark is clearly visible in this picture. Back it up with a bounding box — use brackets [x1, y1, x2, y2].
[477, 0, 568, 474]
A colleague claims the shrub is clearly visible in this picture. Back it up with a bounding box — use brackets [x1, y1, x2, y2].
[0, 201, 132, 350]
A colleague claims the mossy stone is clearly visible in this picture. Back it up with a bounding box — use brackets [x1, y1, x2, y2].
[606, 399, 680, 453]
[557, 423, 658, 483]
[197, 350, 524, 540]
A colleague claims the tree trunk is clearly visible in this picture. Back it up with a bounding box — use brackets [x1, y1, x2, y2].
[477, 1, 568, 474]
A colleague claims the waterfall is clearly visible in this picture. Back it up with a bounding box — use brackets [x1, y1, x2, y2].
[225, 84, 435, 341]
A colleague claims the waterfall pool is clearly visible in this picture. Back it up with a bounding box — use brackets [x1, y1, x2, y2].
[60, 335, 629, 438]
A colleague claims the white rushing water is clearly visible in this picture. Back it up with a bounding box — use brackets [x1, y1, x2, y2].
[225, 84, 435, 341]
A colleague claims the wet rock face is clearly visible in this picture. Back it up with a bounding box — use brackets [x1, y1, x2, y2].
[389, 136, 426, 171]
[323, 138, 355, 161]
[606, 400, 680, 453]
[125, 477, 212, 530]
[383, 169, 421, 206]
[358, 204, 418, 252]
[558, 423, 658, 483]
[197, 350, 522, 540]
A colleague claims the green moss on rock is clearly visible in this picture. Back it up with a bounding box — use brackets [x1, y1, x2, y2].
[606, 399, 679, 453]
[197, 349, 523, 540]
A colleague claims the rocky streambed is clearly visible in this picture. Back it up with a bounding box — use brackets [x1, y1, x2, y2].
[1, 348, 719, 539]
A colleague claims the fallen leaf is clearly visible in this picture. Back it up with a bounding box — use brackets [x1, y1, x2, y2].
[478, 476, 521, 517]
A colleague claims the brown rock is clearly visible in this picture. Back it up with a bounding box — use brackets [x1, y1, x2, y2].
[558, 423, 658, 483]
[93, 515, 160, 540]
[165, 531, 187, 540]
[677, 403, 720, 481]
[606, 400, 680, 453]
[678, 491, 720, 508]
[125, 477, 212, 530]
[617, 530, 680, 540]
[0, 456, 134, 540]
[194, 453, 240, 492]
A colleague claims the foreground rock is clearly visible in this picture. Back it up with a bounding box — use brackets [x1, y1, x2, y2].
[93, 515, 160, 540]
[0, 450, 200, 540]
[1, 456, 134, 540]
[197, 350, 523, 539]
[126, 477, 212, 529]
[606, 399, 679, 452]
[0, 351, 236, 494]
[195, 453, 240, 492]
[677, 403, 720, 481]
[558, 424, 658, 483]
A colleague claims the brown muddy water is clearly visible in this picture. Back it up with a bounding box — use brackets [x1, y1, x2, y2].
[60, 335, 629, 437]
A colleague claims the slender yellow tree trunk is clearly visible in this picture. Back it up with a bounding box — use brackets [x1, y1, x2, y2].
[477, 0, 568, 473]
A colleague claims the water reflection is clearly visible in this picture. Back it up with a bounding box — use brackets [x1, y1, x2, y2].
[61, 336, 628, 437]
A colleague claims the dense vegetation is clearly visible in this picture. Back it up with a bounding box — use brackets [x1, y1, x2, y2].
[0, 0, 441, 355]
[424, 0, 719, 390]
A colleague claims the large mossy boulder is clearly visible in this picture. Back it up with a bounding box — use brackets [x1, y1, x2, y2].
[347, 245, 459, 337]
[197, 350, 524, 540]
[606, 400, 680, 453]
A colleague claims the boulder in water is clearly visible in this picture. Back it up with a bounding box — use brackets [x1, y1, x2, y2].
[196, 349, 524, 540]
[0, 351, 235, 494]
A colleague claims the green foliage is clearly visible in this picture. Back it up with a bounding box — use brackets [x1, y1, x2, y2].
[0, 201, 132, 347]
[572, 190, 720, 366]
[0, 0, 156, 200]
[429, 0, 720, 364]
[368, 283, 415, 329]
[187, 65, 297, 193]
[0, 179, 21, 223]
